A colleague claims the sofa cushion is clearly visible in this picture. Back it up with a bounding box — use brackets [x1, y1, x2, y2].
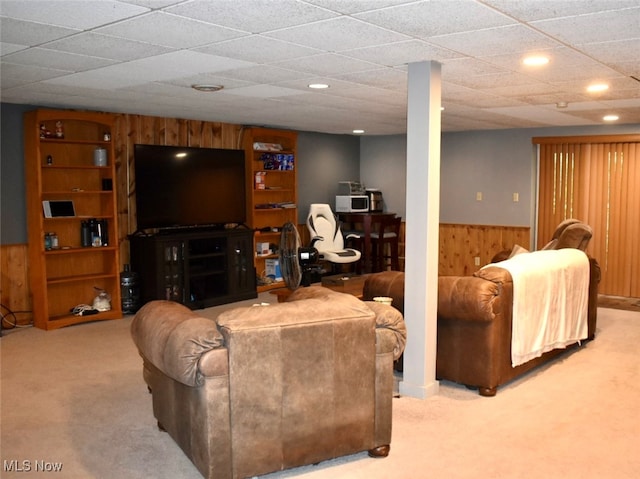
[364, 301, 406, 359]
[131, 300, 225, 387]
[438, 276, 501, 322]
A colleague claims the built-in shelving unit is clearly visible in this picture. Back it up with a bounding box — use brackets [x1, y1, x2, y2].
[242, 127, 298, 292]
[24, 109, 122, 330]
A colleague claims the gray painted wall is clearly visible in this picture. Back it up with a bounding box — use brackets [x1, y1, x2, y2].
[1, 103, 34, 245]
[296, 131, 360, 224]
[359, 135, 407, 219]
[359, 123, 640, 229]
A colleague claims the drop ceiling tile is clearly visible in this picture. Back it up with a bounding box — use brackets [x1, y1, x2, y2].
[559, 107, 640, 124]
[274, 53, 381, 77]
[441, 57, 509, 79]
[118, 81, 198, 98]
[123, 50, 256, 78]
[549, 76, 640, 97]
[0, 17, 80, 46]
[578, 38, 640, 66]
[342, 39, 463, 67]
[96, 11, 247, 48]
[333, 68, 408, 90]
[320, 85, 407, 106]
[44, 51, 256, 90]
[3, 48, 118, 72]
[606, 97, 640, 108]
[532, 7, 640, 44]
[430, 24, 561, 57]
[0, 42, 28, 56]
[0, 0, 149, 29]
[215, 64, 310, 84]
[165, 0, 338, 33]
[305, 0, 414, 14]
[194, 35, 323, 64]
[442, 83, 530, 109]
[486, 105, 598, 126]
[482, 0, 640, 21]
[121, 0, 183, 6]
[521, 63, 622, 84]
[4, 80, 124, 99]
[448, 71, 540, 90]
[0, 62, 72, 89]
[482, 82, 568, 98]
[44, 32, 174, 61]
[353, 0, 515, 37]
[221, 84, 306, 98]
[264, 16, 411, 51]
[1, 0, 638, 134]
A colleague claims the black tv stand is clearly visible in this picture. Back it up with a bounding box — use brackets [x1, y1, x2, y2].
[130, 228, 257, 309]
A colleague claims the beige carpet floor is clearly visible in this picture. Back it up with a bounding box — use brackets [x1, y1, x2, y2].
[1, 299, 638, 479]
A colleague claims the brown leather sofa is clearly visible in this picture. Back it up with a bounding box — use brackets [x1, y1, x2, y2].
[130, 286, 406, 479]
[363, 256, 600, 397]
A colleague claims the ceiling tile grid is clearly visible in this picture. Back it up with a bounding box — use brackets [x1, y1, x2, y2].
[1, 0, 639, 134]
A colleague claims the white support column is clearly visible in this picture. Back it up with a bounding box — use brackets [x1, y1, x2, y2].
[399, 61, 441, 399]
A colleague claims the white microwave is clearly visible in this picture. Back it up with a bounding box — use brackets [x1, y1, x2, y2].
[335, 195, 369, 213]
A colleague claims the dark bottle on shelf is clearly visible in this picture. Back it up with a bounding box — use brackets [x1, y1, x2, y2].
[81, 221, 92, 247]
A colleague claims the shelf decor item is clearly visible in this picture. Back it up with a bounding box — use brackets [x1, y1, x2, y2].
[24, 109, 122, 330]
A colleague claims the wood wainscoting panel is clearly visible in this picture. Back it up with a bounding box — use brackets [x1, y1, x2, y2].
[1, 244, 33, 326]
[439, 224, 530, 276]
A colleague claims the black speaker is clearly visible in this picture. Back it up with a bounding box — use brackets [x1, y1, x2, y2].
[102, 178, 113, 191]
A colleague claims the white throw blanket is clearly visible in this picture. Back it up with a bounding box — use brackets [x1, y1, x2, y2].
[488, 249, 590, 367]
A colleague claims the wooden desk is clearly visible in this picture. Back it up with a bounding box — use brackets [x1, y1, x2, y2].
[338, 212, 396, 273]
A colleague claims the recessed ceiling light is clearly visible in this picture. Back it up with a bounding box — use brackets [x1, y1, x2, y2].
[603, 114, 619, 122]
[191, 84, 224, 92]
[522, 55, 549, 66]
[556, 101, 568, 109]
[353, 129, 365, 134]
[308, 83, 329, 89]
[587, 83, 609, 93]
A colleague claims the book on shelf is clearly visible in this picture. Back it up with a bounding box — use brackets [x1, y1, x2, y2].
[255, 202, 296, 209]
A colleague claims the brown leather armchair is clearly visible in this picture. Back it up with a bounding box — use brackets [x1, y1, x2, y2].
[130, 286, 406, 479]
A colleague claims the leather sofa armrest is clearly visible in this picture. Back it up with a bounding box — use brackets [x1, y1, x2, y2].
[131, 300, 225, 387]
[365, 301, 407, 360]
[438, 276, 503, 322]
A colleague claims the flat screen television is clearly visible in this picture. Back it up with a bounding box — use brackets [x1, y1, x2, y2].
[134, 144, 246, 231]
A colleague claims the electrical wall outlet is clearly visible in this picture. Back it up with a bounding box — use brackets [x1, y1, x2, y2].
[474, 256, 480, 266]
[513, 192, 519, 202]
[476, 192, 483, 201]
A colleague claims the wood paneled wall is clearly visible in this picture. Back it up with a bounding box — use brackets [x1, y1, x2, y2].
[1, 244, 33, 326]
[438, 223, 530, 276]
[112, 114, 243, 265]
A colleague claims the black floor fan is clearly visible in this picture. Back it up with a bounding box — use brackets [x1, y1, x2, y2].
[279, 222, 319, 289]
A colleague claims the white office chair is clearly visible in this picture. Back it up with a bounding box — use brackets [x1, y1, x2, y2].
[306, 204, 361, 268]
